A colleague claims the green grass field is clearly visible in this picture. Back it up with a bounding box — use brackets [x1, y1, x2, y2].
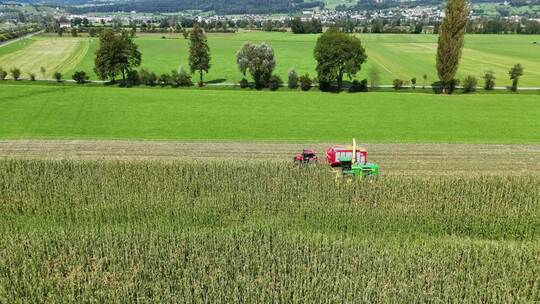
[1, 160, 539, 302]
[1, 33, 539, 86]
[0, 84, 538, 143]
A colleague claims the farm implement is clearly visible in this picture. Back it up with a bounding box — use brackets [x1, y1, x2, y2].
[294, 149, 319, 164]
[327, 139, 380, 177]
[294, 139, 380, 177]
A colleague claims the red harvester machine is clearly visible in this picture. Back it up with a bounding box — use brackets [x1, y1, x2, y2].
[294, 149, 319, 164]
[326, 145, 367, 167]
[326, 139, 380, 177]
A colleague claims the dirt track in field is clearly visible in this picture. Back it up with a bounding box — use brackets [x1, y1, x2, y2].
[1, 140, 539, 176]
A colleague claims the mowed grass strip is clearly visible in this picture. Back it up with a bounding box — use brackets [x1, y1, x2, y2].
[0, 37, 88, 79]
[0, 84, 539, 143]
[66, 33, 540, 86]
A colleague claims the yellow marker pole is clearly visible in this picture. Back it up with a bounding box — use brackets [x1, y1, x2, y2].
[352, 138, 357, 164]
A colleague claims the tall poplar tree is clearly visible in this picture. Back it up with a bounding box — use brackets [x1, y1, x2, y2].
[188, 23, 211, 86]
[436, 0, 469, 94]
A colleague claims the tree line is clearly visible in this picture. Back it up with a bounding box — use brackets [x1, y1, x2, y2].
[89, 23, 368, 92]
[1, 2, 527, 94]
[0, 24, 41, 43]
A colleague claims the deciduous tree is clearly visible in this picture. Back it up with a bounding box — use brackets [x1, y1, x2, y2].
[10, 68, 21, 81]
[53, 71, 62, 82]
[188, 24, 211, 86]
[508, 64, 523, 92]
[236, 42, 276, 89]
[314, 27, 367, 91]
[483, 70, 496, 90]
[288, 68, 299, 89]
[72, 71, 89, 84]
[94, 30, 141, 83]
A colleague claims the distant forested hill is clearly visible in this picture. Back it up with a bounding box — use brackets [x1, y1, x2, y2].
[60, 0, 324, 14]
[2, 0, 519, 15]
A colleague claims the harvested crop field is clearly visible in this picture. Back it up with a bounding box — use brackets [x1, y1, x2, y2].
[1, 140, 539, 176]
[0, 38, 89, 79]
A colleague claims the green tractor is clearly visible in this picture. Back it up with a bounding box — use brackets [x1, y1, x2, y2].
[336, 139, 380, 177]
[339, 157, 380, 177]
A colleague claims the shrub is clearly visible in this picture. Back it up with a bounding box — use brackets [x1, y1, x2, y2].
[169, 71, 180, 87]
[72, 71, 89, 84]
[299, 74, 312, 91]
[53, 72, 63, 82]
[175, 69, 193, 87]
[239, 78, 249, 89]
[483, 71, 496, 90]
[411, 77, 417, 89]
[0, 68, 7, 80]
[140, 69, 157, 86]
[431, 80, 459, 94]
[268, 75, 283, 91]
[318, 80, 332, 92]
[126, 70, 140, 87]
[288, 69, 299, 89]
[29, 73, 36, 81]
[349, 80, 360, 93]
[392, 79, 404, 90]
[349, 79, 368, 93]
[445, 79, 460, 94]
[359, 79, 369, 92]
[10, 68, 21, 81]
[462, 75, 477, 93]
[158, 73, 171, 87]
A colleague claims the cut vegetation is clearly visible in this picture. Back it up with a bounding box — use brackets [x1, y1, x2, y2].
[0, 37, 89, 79]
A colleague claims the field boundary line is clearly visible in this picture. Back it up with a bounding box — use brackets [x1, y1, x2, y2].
[2, 80, 539, 90]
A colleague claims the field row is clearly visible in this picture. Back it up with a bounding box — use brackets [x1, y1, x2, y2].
[1, 160, 539, 302]
[0, 84, 538, 143]
[1, 140, 539, 176]
[0, 33, 539, 86]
